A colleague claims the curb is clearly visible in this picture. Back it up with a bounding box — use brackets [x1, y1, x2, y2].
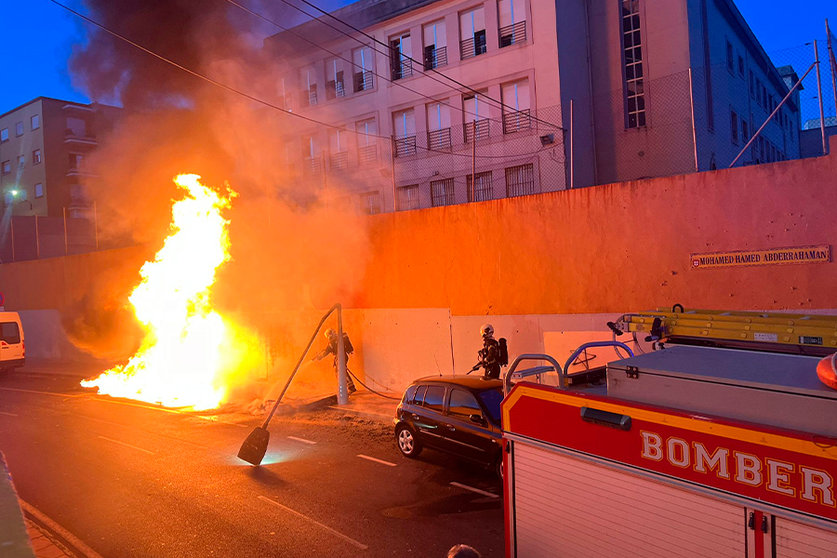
[21, 500, 104, 558]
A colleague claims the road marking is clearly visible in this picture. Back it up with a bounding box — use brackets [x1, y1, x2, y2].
[19, 500, 106, 558]
[0, 387, 79, 398]
[97, 436, 155, 455]
[357, 454, 396, 467]
[287, 436, 317, 445]
[258, 496, 368, 550]
[0, 410, 18, 417]
[450, 482, 499, 499]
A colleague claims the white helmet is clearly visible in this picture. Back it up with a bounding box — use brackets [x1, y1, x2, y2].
[480, 323, 494, 338]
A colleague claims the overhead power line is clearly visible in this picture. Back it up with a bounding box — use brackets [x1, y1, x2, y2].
[46, 0, 558, 161]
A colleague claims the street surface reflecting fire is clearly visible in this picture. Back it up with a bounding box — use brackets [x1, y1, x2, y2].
[81, 174, 256, 410]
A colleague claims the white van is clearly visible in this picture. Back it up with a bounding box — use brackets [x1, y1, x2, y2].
[0, 312, 24, 372]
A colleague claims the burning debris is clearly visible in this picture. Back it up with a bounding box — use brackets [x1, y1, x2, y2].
[81, 174, 260, 410]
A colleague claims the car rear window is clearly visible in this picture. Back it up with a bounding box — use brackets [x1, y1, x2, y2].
[422, 385, 445, 412]
[477, 388, 503, 425]
[0, 322, 20, 344]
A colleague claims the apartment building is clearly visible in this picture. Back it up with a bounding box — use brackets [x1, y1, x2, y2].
[265, 0, 800, 212]
[0, 97, 118, 219]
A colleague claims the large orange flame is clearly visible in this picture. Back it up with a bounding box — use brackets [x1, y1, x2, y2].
[81, 174, 257, 410]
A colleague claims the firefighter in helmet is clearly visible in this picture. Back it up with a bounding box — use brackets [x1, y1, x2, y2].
[314, 328, 357, 393]
[471, 323, 501, 380]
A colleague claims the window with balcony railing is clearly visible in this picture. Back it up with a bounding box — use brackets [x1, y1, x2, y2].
[391, 58, 413, 81]
[362, 191, 382, 215]
[423, 45, 448, 70]
[393, 135, 417, 157]
[505, 163, 535, 197]
[390, 33, 413, 80]
[464, 119, 490, 142]
[326, 75, 345, 100]
[503, 109, 531, 133]
[460, 31, 487, 60]
[330, 151, 348, 170]
[430, 178, 455, 207]
[499, 21, 526, 47]
[353, 70, 374, 92]
[358, 144, 377, 163]
[467, 171, 493, 202]
[304, 156, 322, 174]
[301, 85, 318, 107]
[427, 128, 452, 150]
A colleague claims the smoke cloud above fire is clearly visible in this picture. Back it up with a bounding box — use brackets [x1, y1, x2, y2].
[66, 0, 375, 406]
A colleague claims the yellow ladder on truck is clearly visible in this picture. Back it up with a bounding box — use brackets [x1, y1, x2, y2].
[616, 308, 837, 354]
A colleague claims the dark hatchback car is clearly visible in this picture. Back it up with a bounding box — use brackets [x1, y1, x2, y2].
[394, 376, 504, 475]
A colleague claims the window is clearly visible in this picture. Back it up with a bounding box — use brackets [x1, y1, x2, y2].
[501, 79, 531, 133]
[34, 183, 44, 198]
[32, 149, 41, 165]
[66, 116, 87, 136]
[356, 118, 378, 162]
[68, 153, 83, 170]
[505, 163, 535, 197]
[730, 110, 738, 144]
[427, 102, 452, 150]
[430, 178, 455, 207]
[463, 91, 490, 142]
[726, 40, 734, 73]
[459, 6, 487, 60]
[448, 389, 481, 419]
[324, 57, 345, 100]
[389, 32, 412, 80]
[300, 67, 317, 106]
[0, 322, 20, 345]
[467, 171, 493, 202]
[302, 136, 321, 174]
[422, 385, 445, 412]
[412, 384, 427, 404]
[15, 122, 23, 136]
[17, 155, 24, 169]
[423, 20, 448, 70]
[621, 0, 646, 128]
[397, 184, 420, 211]
[362, 191, 381, 215]
[392, 109, 416, 157]
[329, 129, 348, 169]
[1, 160, 10, 175]
[749, 70, 754, 99]
[741, 119, 749, 142]
[498, 0, 526, 47]
[0, 128, 7, 142]
[352, 46, 374, 92]
[31, 114, 40, 130]
[738, 55, 744, 77]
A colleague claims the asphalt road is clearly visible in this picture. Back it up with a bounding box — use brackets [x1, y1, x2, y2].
[0, 371, 504, 558]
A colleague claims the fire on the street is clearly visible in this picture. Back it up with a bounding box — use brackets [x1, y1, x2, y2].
[81, 174, 256, 410]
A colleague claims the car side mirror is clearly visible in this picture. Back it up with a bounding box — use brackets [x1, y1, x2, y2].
[469, 414, 486, 426]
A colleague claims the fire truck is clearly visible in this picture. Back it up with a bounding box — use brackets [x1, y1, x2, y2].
[501, 308, 837, 558]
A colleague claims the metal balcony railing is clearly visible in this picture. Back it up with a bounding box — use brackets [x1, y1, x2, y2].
[459, 31, 487, 60]
[464, 119, 490, 142]
[503, 109, 532, 133]
[391, 58, 413, 81]
[393, 135, 417, 157]
[499, 21, 527, 48]
[303, 156, 322, 174]
[353, 70, 374, 92]
[358, 144, 378, 163]
[427, 128, 452, 150]
[330, 151, 348, 170]
[423, 46, 448, 70]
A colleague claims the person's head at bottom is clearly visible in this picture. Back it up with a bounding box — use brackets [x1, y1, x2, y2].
[447, 544, 481, 558]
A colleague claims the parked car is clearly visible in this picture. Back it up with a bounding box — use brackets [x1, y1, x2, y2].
[394, 375, 504, 476]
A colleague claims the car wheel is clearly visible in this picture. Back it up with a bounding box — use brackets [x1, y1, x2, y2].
[396, 424, 422, 458]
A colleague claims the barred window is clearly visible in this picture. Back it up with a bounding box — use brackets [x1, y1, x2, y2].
[467, 171, 493, 202]
[393, 109, 417, 157]
[397, 184, 420, 211]
[505, 163, 535, 197]
[498, 0, 527, 47]
[389, 32, 413, 80]
[621, 0, 646, 128]
[427, 102, 452, 150]
[430, 178, 455, 207]
[501, 79, 531, 133]
[352, 46, 374, 92]
[362, 191, 382, 215]
[423, 20, 448, 70]
[459, 6, 487, 60]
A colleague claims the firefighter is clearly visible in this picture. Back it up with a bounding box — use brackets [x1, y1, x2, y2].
[471, 323, 501, 380]
[314, 328, 357, 394]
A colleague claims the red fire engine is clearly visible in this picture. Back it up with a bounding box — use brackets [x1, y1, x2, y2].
[501, 308, 837, 557]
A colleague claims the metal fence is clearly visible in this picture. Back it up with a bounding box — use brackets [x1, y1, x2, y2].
[0, 214, 98, 263]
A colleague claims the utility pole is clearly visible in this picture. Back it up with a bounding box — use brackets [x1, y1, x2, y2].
[814, 40, 828, 155]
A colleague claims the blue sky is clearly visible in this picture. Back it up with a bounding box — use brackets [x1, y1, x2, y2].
[3, 0, 836, 120]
